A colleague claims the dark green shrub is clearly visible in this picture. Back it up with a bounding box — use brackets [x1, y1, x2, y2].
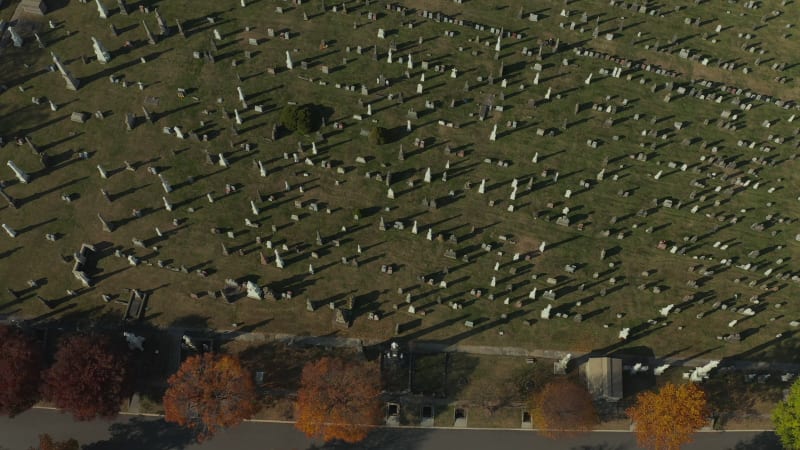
[368, 126, 388, 145]
[280, 104, 317, 134]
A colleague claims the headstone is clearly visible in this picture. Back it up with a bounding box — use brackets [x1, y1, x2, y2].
[91, 36, 112, 63]
[6, 161, 30, 184]
[51, 52, 80, 91]
[98, 213, 113, 232]
[142, 20, 157, 45]
[285, 50, 293, 70]
[96, 0, 109, 18]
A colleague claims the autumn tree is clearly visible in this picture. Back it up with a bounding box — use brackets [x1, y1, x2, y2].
[164, 353, 257, 442]
[295, 357, 382, 443]
[0, 325, 43, 416]
[626, 382, 709, 450]
[531, 378, 598, 438]
[773, 377, 800, 449]
[29, 434, 79, 450]
[41, 333, 131, 420]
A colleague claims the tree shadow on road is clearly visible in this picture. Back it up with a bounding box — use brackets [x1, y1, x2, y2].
[310, 428, 430, 450]
[726, 432, 782, 450]
[570, 445, 629, 450]
[82, 417, 195, 450]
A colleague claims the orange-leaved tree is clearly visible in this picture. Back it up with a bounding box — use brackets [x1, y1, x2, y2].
[626, 382, 709, 450]
[0, 325, 43, 416]
[531, 378, 598, 438]
[30, 434, 79, 450]
[164, 353, 257, 442]
[295, 357, 382, 443]
[41, 333, 131, 420]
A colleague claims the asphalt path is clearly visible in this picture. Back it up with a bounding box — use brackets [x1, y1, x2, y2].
[0, 409, 782, 450]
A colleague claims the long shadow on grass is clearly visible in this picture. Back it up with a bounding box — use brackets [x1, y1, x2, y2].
[80, 48, 174, 86]
[17, 176, 88, 206]
[720, 330, 800, 367]
[18, 113, 71, 136]
[433, 310, 528, 348]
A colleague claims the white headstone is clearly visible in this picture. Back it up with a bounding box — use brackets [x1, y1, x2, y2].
[91, 36, 111, 63]
[96, 0, 109, 18]
[7, 161, 29, 184]
[285, 50, 293, 70]
[246, 281, 264, 299]
[2, 224, 17, 238]
[540, 304, 552, 319]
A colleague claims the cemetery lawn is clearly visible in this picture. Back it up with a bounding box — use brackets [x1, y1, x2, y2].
[2, 0, 800, 402]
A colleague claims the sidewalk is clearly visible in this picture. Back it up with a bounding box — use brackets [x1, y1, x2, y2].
[219, 327, 800, 372]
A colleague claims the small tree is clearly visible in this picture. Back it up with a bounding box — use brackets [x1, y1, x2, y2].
[41, 334, 131, 420]
[368, 126, 388, 145]
[774, 378, 800, 449]
[30, 434, 79, 450]
[0, 325, 43, 416]
[164, 353, 257, 442]
[626, 382, 709, 450]
[295, 357, 382, 443]
[531, 378, 597, 438]
[468, 377, 517, 417]
[279, 104, 318, 135]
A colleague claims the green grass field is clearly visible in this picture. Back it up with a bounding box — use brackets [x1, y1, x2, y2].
[1, 0, 799, 368]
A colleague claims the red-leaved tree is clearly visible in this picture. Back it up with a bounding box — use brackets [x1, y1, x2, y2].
[531, 378, 598, 438]
[0, 325, 43, 416]
[164, 353, 257, 442]
[295, 357, 382, 443]
[41, 333, 131, 420]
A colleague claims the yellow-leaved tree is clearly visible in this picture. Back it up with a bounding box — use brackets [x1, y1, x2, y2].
[626, 382, 709, 450]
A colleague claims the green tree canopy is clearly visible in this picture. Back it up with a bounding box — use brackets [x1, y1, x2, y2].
[279, 104, 319, 135]
[774, 378, 800, 449]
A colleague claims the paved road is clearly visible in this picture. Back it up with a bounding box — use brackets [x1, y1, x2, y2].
[0, 409, 782, 450]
